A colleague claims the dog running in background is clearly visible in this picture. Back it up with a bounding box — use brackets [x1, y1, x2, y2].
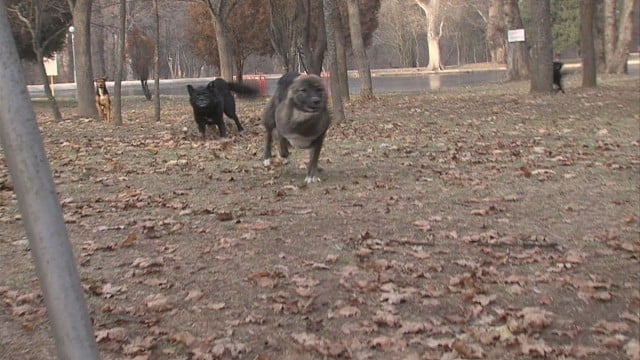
[553, 61, 565, 93]
[187, 78, 258, 139]
[261, 72, 331, 184]
[95, 77, 112, 122]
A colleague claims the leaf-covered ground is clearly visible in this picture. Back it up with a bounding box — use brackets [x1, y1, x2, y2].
[0, 75, 639, 360]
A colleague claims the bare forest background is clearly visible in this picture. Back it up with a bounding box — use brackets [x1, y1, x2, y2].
[12, 0, 640, 86]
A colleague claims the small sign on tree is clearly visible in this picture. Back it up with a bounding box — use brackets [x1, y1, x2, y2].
[507, 29, 525, 43]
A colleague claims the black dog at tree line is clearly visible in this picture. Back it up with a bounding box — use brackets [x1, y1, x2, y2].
[553, 61, 565, 93]
[187, 78, 258, 139]
[262, 72, 332, 184]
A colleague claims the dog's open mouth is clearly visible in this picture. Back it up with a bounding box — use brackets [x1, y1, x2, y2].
[301, 105, 322, 113]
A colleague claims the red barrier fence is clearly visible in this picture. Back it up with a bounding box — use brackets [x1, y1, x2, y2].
[234, 72, 331, 96]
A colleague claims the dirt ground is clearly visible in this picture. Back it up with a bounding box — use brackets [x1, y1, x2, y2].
[0, 74, 638, 360]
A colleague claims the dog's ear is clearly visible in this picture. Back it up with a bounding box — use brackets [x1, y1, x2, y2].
[187, 85, 194, 96]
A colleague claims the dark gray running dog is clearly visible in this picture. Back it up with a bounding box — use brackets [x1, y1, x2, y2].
[187, 78, 258, 139]
[261, 72, 331, 183]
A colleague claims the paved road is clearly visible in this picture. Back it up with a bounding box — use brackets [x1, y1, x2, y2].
[28, 60, 639, 99]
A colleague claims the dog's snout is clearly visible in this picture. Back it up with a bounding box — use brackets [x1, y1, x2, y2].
[311, 96, 322, 106]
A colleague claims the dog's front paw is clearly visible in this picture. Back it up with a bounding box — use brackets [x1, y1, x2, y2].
[304, 176, 322, 184]
[263, 158, 271, 166]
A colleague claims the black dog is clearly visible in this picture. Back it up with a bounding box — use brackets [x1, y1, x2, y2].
[553, 61, 565, 93]
[186, 78, 258, 139]
[262, 72, 331, 183]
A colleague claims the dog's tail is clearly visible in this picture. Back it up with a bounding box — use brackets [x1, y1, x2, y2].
[228, 82, 259, 98]
[213, 78, 259, 98]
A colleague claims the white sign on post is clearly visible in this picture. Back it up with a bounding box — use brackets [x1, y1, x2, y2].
[43, 55, 58, 76]
[43, 55, 58, 96]
[507, 29, 526, 43]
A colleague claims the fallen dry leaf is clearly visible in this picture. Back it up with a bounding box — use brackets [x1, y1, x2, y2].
[247, 271, 277, 288]
[145, 294, 172, 312]
[12, 304, 35, 316]
[625, 339, 640, 360]
[95, 327, 127, 343]
[292, 332, 328, 355]
[206, 302, 226, 310]
[593, 320, 631, 334]
[100, 283, 127, 299]
[131, 257, 165, 269]
[369, 335, 407, 352]
[413, 220, 432, 231]
[398, 321, 429, 335]
[185, 289, 203, 302]
[472, 294, 497, 307]
[121, 232, 137, 248]
[373, 310, 401, 327]
[517, 307, 553, 332]
[518, 335, 552, 356]
[334, 305, 361, 318]
[452, 338, 485, 358]
[170, 331, 197, 347]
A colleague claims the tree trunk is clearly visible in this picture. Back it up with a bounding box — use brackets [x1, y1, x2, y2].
[235, 57, 244, 82]
[300, 0, 327, 75]
[19, 0, 64, 121]
[0, 5, 99, 358]
[211, 12, 234, 80]
[153, 0, 160, 121]
[608, 0, 637, 73]
[323, 0, 345, 123]
[332, 4, 349, 100]
[70, 0, 98, 118]
[604, 0, 617, 70]
[93, 3, 106, 77]
[399, 38, 417, 68]
[416, 0, 443, 71]
[488, 0, 506, 63]
[581, 0, 597, 87]
[268, 0, 300, 73]
[528, 0, 553, 93]
[503, 0, 529, 80]
[595, 8, 607, 73]
[346, 0, 373, 99]
[426, 26, 442, 70]
[113, 0, 126, 125]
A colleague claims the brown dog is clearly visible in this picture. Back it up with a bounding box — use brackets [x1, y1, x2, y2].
[95, 77, 112, 122]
